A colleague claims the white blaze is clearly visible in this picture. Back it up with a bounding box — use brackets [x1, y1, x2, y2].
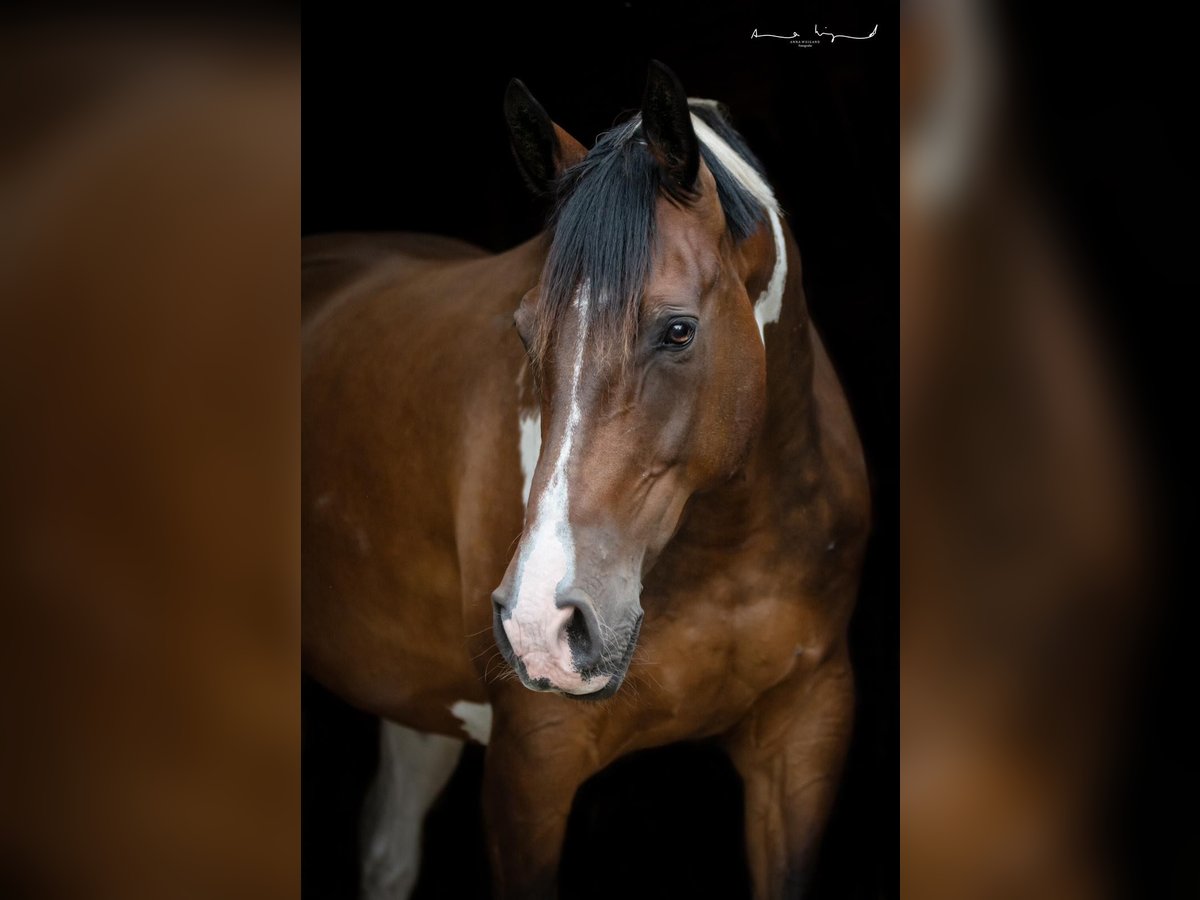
[689, 111, 788, 345]
[505, 285, 603, 694]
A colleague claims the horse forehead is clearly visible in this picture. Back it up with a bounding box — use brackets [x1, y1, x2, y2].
[651, 201, 724, 292]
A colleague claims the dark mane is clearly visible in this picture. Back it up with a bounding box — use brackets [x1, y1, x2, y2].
[530, 102, 773, 370]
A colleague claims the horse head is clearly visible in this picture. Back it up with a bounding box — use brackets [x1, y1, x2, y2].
[491, 62, 783, 698]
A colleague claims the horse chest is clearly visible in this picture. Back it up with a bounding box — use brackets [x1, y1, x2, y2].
[635, 574, 813, 738]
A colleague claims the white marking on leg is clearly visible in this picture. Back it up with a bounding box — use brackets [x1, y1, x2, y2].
[449, 699, 493, 745]
[689, 112, 788, 345]
[360, 721, 463, 900]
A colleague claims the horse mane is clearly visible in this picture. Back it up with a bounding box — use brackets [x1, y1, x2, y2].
[530, 101, 776, 372]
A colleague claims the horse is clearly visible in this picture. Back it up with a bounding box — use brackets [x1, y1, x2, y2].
[302, 61, 870, 899]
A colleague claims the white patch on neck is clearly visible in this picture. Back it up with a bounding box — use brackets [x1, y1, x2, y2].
[689, 113, 778, 214]
[518, 406, 541, 509]
[449, 700, 493, 744]
[689, 111, 788, 346]
[753, 211, 787, 344]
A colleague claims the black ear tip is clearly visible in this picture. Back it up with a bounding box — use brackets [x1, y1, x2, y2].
[505, 78, 529, 108]
[646, 59, 683, 90]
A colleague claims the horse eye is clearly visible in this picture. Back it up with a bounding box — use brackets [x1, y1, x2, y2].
[662, 320, 696, 348]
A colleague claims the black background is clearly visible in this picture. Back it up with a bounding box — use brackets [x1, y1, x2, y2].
[303, 2, 896, 897]
[1000, 5, 1200, 897]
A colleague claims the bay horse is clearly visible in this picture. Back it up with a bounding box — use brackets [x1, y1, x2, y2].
[302, 62, 869, 898]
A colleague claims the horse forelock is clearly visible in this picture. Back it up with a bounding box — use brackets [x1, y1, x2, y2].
[528, 102, 776, 377]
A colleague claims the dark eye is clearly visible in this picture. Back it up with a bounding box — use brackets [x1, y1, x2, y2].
[661, 318, 697, 349]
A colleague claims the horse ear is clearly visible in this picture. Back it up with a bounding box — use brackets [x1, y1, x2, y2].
[641, 60, 699, 194]
[504, 79, 587, 196]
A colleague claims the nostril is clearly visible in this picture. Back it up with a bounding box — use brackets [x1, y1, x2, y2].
[491, 590, 509, 619]
[559, 597, 602, 670]
[565, 607, 592, 656]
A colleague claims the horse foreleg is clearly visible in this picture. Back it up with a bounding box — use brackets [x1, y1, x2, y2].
[359, 720, 464, 900]
[482, 706, 602, 900]
[724, 649, 855, 899]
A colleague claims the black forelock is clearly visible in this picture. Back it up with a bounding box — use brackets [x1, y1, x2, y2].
[530, 102, 772, 370]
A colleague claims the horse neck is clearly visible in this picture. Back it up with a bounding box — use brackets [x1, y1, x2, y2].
[674, 218, 822, 552]
[756, 218, 818, 493]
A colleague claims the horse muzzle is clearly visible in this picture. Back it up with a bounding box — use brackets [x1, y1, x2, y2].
[491, 586, 643, 699]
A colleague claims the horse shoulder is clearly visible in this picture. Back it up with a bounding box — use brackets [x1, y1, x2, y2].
[302, 235, 538, 725]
